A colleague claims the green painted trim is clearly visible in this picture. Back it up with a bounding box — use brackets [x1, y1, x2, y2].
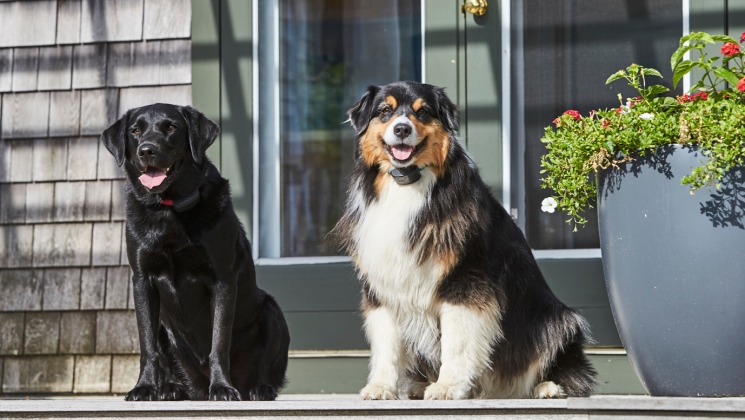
[219, 0, 254, 237]
[690, 0, 726, 34]
[192, 0, 222, 167]
[191, 0, 254, 235]
[424, 0, 460, 98]
[258, 259, 620, 350]
[462, 2, 502, 196]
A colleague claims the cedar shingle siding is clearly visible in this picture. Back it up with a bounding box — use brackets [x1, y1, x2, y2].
[0, 0, 192, 394]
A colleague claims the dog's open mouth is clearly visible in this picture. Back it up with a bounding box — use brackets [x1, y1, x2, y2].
[386, 139, 425, 164]
[138, 165, 176, 190]
[390, 145, 414, 161]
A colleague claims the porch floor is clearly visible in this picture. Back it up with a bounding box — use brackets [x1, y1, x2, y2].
[3, 394, 745, 419]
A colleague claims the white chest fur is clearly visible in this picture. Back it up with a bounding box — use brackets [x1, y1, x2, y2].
[354, 169, 444, 359]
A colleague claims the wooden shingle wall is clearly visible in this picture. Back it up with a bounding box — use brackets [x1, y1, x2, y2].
[0, 0, 192, 395]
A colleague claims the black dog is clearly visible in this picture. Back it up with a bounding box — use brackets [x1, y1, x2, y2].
[334, 82, 596, 399]
[101, 103, 289, 401]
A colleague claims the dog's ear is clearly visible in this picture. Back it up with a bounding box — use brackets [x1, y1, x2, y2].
[435, 87, 459, 135]
[179, 106, 220, 164]
[100, 111, 130, 167]
[347, 85, 380, 136]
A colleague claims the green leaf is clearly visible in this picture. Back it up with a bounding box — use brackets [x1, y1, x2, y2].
[672, 60, 696, 88]
[711, 34, 739, 44]
[699, 33, 715, 44]
[661, 96, 679, 107]
[605, 70, 627, 85]
[646, 85, 670, 97]
[641, 68, 663, 79]
[670, 45, 693, 70]
[714, 66, 741, 86]
[678, 33, 695, 47]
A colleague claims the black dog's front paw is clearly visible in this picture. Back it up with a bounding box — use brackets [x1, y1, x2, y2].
[248, 384, 278, 401]
[125, 384, 158, 401]
[159, 383, 189, 401]
[209, 384, 242, 401]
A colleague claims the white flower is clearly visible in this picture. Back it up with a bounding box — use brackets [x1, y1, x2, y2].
[619, 101, 634, 114]
[639, 112, 655, 120]
[541, 197, 558, 213]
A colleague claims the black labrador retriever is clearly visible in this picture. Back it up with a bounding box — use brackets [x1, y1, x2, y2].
[101, 103, 290, 401]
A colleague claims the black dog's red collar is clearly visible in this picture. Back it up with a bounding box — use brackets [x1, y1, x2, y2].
[159, 189, 201, 212]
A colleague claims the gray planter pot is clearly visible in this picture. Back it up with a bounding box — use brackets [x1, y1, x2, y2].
[597, 144, 745, 397]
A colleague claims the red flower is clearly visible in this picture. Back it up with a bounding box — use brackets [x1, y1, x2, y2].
[678, 92, 709, 103]
[678, 94, 694, 103]
[738, 77, 745, 92]
[721, 42, 740, 57]
[563, 110, 581, 120]
[601, 119, 610, 129]
[553, 117, 561, 127]
[740, 31, 745, 43]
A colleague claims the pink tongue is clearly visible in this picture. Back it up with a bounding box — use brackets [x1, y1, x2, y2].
[138, 168, 167, 189]
[391, 145, 413, 161]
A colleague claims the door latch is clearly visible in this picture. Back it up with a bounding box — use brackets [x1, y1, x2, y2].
[462, 0, 487, 16]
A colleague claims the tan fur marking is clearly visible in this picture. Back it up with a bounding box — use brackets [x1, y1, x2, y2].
[385, 95, 398, 110]
[360, 119, 390, 167]
[408, 117, 451, 178]
[412, 98, 424, 112]
[438, 249, 459, 277]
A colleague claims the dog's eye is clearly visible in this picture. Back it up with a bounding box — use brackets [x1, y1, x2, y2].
[379, 106, 392, 118]
[417, 108, 430, 119]
[131, 128, 141, 136]
[167, 124, 177, 133]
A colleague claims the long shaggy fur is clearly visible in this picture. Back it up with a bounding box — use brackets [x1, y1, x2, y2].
[334, 81, 596, 399]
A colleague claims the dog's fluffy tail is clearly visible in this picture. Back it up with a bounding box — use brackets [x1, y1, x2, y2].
[543, 310, 597, 397]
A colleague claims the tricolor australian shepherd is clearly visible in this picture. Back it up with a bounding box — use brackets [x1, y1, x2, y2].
[334, 81, 596, 400]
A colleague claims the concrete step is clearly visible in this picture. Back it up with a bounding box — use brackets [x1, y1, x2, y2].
[2, 395, 745, 419]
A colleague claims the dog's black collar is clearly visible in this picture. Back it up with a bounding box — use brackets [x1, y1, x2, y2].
[160, 189, 201, 212]
[389, 165, 424, 185]
[159, 165, 220, 212]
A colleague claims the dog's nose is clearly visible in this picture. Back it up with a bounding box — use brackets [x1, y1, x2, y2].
[138, 144, 156, 157]
[393, 123, 412, 139]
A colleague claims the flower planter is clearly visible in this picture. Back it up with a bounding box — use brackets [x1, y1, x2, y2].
[597, 144, 745, 397]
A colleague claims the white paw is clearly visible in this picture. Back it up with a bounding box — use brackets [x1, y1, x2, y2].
[532, 381, 565, 399]
[360, 383, 398, 400]
[423, 382, 470, 400]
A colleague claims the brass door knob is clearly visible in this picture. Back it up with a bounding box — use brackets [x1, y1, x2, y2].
[462, 0, 487, 16]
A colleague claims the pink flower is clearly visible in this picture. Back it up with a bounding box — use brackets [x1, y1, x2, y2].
[601, 119, 610, 129]
[693, 92, 708, 101]
[740, 31, 745, 43]
[721, 42, 740, 57]
[738, 78, 745, 93]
